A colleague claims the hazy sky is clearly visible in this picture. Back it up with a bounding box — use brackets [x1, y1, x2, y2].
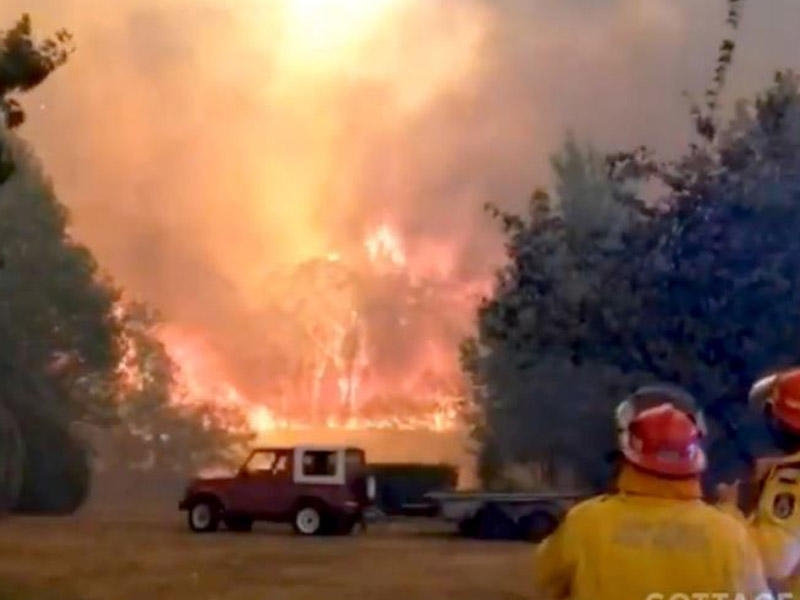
[1, 0, 799, 398]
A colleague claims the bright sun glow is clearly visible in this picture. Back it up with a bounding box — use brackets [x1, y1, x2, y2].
[279, 0, 405, 72]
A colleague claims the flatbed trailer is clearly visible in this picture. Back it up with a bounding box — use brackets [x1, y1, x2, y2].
[425, 490, 592, 542]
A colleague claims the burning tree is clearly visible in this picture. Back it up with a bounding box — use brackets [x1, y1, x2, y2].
[99, 303, 254, 476]
[154, 222, 474, 433]
[244, 227, 470, 430]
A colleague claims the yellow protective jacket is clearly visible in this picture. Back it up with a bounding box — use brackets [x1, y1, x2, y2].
[533, 464, 770, 600]
[718, 451, 800, 594]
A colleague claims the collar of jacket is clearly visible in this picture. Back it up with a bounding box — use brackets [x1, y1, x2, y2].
[615, 463, 702, 500]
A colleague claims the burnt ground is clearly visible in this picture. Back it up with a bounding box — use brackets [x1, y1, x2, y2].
[0, 508, 534, 600]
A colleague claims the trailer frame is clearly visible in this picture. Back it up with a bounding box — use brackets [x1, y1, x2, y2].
[425, 490, 592, 541]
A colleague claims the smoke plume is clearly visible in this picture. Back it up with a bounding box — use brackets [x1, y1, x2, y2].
[1, 0, 799, 430]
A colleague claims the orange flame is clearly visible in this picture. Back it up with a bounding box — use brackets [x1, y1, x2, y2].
[365, 224, 407, 269]
[150, 223, 474, 435]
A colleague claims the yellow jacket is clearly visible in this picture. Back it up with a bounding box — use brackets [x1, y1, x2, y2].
[719, 451, 800, 593]
[533, 464, 770, 600]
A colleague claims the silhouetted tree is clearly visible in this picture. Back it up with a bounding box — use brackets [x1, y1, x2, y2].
[1, 14, 73, 184]
[0, 15, 246, 511]
[463, 2, 800, 491]
[0, 130, 120, 512]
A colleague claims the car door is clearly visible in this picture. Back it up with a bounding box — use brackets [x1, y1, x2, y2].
[231, 449, 294, 517]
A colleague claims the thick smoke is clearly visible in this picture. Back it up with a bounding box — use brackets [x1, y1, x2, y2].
[1, 0, 799, 417]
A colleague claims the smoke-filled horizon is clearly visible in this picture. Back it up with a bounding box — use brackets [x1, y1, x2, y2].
[2, 0, 799, 420]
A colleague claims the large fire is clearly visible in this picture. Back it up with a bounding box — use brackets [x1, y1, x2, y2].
[277, 0, 405, 74]
[155, 223, 482, 435]
[6, 0, 493, 445]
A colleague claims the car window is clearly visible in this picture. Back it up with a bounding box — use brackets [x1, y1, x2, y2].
[302, 450, 337, 476]
[345, 449, 364, 472]
[246, 451, 290, 477]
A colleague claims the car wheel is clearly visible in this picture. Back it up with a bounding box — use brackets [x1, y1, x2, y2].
[188, 499, 220, 533]
[293, 504, 324, 536]
[224, 516, 253, 532]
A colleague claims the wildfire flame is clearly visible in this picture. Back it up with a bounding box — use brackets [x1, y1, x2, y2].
[151, 224, 474, 435]
[278, 0, 404, 74]
[365, 224, 407, 269]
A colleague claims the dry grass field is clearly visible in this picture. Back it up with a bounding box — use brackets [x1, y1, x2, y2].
[0, 508, 535, 600]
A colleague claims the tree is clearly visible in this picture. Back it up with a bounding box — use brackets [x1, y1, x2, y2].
[0, 129, 122, 511]
[0, 401, 22, 511]
[463, 2, 800, 491]
[102, 302, 253, 476]
[0, 15, 256, 510]
[1, 14, 73, 184]
[461, 139, 644, 490]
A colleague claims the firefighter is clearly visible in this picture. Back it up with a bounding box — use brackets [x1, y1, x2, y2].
[716, 368, 800, 593]
[533, 384, 771, 600]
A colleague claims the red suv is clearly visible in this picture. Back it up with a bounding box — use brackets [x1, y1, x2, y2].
[179, 446, 375, 536]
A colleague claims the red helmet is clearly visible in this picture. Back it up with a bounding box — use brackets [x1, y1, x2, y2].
[750, 368, 800, 433]
[616, 384, 708, 438]
[618, 402, 707, 477]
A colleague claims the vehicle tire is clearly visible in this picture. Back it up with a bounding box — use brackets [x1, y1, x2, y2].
[332, 513, 361, 536]
[292, 503, 325, 536]
[224, 515, 253, 532]
[520, 510, 559, 543]
[475, 503, 518, 540]
[187, 499, 220, 533]
[457, 516, 478, 538]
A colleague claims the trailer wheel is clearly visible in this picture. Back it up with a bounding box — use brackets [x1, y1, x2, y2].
[475, 502, 518, 540]
[457, 515, 478, 537]
[520, 510, 559, 543]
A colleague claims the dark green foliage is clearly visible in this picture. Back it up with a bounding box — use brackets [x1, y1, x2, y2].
[14, 415, 90, 514]
[0, 132, 120, 512]
[464, 68, 800, 489]
[0, 401, 23, 511]
[0, 14, 73, 127]
[463, 136, 648, 489]
[0, 15, 73, 185]
[0, 15, 87, 511]
[690, 0, 745, 142]
[0, 135, 121, 423]
[0, 15, 246, 509]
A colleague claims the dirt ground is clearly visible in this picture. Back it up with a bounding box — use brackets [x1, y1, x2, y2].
[0, 508, 535, 600]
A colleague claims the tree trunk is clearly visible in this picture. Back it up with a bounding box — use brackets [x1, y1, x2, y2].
[14, 415, 89, 514]
[0, 401, 24, 512]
